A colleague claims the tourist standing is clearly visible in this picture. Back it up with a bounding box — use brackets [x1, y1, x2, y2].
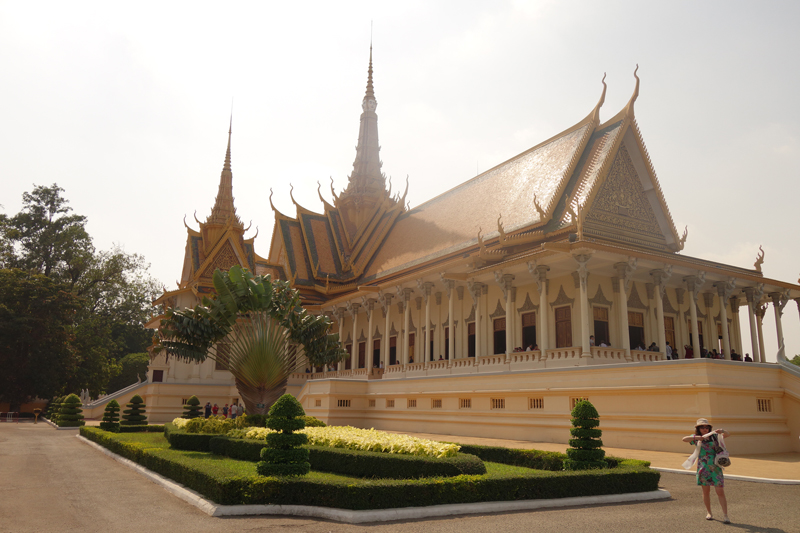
[230, 403, 238, 419]
[212, 403, 219, 416]
[204, 402, 212, 418]
[666, 342, 673, 359]
[682, 418, 731, 523]
[222, 403, 229, 418]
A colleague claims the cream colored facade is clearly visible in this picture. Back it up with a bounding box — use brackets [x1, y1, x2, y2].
[120, 53, 800, 455]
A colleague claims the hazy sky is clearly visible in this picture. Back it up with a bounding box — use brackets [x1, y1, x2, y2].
[1, 1, 798, 360]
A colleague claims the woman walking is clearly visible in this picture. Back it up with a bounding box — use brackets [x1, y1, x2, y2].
[682, 418, 731, 523]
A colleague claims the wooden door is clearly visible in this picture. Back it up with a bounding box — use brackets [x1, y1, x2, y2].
[358, 342, 366, 368]
[664, 316, 675, 351]
[555, 306, 572, 348]
[468, 322, 476, 357]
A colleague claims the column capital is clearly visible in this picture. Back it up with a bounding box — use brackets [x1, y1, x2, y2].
[702, 291, 715, 310]
[769, 290, 791, 315]
[468, 281, 485, 302]
[650, 268, 671, 297]
[683, 272, 706, 295]
[742, 285, 763, 304]
[417, 280, 435, 301]
[528, 262, 550, 293]
[362, 297, 377, 312]
[713, 278, 737, 301]
[378, 291, 394, 310]
[614, 258, 637, 292]
[396, 286, 414, 302]
[346, 301, 361, 317]
[440, 277, 456, 297]
[729, 295, 740, 314]
[494, 271, 515, 299]
[573, 254, 591, 290]
[334, 307, 346, 320]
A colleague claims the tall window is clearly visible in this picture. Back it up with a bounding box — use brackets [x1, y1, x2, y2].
[593, 307, 610, 346]
[389, 336, 397, 365]
[444, 327, 450, 359]
[425, 330, 435, 361]
[555, 306, 572, 348]
[358, 342, 366, 368]
[345, 344, 352, 370]
[628, 312, 645, 350]
[468, 322, 476, 357]
[522, 312, 537, 349]
[493, 317, 506, 354]
[373, 339, 381, 367]
[664, 316, 675, 352]
[408, 333, 416, 363]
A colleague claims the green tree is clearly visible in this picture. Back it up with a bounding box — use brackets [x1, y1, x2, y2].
[182, 396, 203, 419]
[564, 399, 606, 470]
[256, 393, 310, 477]
[0, 270, 80, 408]
[121, 394, 148, 426]
[100, 399, 121, 432]
[106, 353, 150, 392]
[789, 355, 800, 367]
[57, 393, 85, 427]
[1, 184, 162, 398]
[156, 265, 346, 415]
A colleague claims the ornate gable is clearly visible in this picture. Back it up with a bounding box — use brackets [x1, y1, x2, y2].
[201, 239, 242, 279]
[583, 143, 670, 251]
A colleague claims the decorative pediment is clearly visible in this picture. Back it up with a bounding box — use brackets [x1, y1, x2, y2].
[589, 285, 613, 308]
[389, 322, 398, 336]
[583, 143, 671, 251]
[489, 300, 506, 318]
[517, 292, 539, 314]
[200, 239, 243, 279]
[550, 286, 575, 308]
[440, 315, 458, 328]
[373, 326, 382, 340]
[357, 329, 367, 342]
[344, 333, 352, 344]
[627, 284, 648, 310]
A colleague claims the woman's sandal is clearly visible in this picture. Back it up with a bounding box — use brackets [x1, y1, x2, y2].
[706, 514, 713, 521]
[722, 515, 731, 524]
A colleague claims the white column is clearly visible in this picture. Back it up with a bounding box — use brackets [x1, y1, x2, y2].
[366, 299, 375, 368]
[770, 291, 789, 363]
[336, 308, 345, 371]
[399, 288, 413, 365]
[714, 280, 735, 360]
[348, 302, 361, 368]
[443, 279, 456, 362]
[574, 254, 592, 358]
[743, 287, 761, 362]
[469, 282, 483, 358]
[684, 276, 703, 359]
[651, 269, 671, 358]
[615, 260, 636, 360]
[703, 292, 716, 352]
[530, 264, 550, 351]
[418, 281, 434, 364]
[755, 305, 767, 362]
[496, 272, 515, 358]
[729, 295, 742, 356]
[381, 293, 393, 367]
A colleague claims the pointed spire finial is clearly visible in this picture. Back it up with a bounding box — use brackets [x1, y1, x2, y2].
[207, 115, 242, 227]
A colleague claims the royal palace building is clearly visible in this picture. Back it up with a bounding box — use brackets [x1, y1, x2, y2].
[84, 50, 800, 455]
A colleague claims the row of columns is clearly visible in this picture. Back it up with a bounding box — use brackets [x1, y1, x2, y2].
[329, 259, 796, 368]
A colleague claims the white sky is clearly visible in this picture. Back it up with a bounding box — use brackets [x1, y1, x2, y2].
[1, 1, 798, 360]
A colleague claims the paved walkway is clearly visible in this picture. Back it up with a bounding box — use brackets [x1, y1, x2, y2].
[2, 423, 799, 532]
[388, 430, 800, 482]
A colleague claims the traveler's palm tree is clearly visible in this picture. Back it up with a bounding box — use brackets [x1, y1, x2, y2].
[155, 265, 345, 414]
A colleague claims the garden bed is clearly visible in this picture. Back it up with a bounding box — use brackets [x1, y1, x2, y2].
[81, 427, 660, 510]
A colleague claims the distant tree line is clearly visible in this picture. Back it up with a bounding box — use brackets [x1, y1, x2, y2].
[0, 184, 161, 408]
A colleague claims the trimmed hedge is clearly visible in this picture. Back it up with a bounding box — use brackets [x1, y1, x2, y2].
[120, 425, 165, 433]
[80, 427, 660, 509]
[458, 444, 566, 471]
[164, 424, 216, 451]
[208, 436, 486, 478]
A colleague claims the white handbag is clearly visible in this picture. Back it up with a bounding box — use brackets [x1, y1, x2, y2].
[714, 434, 731, 468]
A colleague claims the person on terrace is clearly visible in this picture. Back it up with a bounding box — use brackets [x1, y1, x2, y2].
[744, 353, 753, 362]
[682, 418, 731, 524]
[685, 345, 694, 359]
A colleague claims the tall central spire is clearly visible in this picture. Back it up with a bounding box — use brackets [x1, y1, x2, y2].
[208, 116, 242, 227]
[341, 45, 385, 199]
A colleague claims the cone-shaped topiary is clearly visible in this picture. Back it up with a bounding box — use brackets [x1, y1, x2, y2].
[100, 400, 121, 432]
[47, 396, 62, 423]
[182, 395, 202, 419]
[121, 394, 148, 426]
[564, 399, 606, 470]
[256, 394, 310, 477]
[58, 394, 85, 427]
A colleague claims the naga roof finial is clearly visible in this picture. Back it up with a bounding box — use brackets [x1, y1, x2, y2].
[625, 64, 640, 114]
[591, 73, 607, 122]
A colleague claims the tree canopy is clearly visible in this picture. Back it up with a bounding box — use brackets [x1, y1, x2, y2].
[156, 265, 345, 414]
[0, 184, 162, 405]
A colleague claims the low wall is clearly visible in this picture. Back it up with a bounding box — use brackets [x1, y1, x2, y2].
[296, 359, 800, 455]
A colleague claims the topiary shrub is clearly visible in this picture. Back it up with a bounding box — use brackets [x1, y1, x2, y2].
[184, 415, 235, 434]
[564, 399, 606, 470]
[182, 396, 202, 419]
[256, 394, 310, 477]
[58, 394, 85, 427]
[300, 415, 326, 427]
[121, 394, 148, 426]
[100, 400, 121, 432]
[48, 396, 63, 423]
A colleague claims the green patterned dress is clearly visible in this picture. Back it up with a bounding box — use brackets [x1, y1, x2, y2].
[695, 436, 724, 487]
